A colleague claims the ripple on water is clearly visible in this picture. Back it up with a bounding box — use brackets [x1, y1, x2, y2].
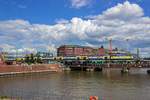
[0, 69, 150, 100]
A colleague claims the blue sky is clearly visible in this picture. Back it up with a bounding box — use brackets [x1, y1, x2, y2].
[0, 0, 149, 24]
[0, 0, 150, 57]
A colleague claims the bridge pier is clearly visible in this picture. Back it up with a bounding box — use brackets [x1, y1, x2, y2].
[121, 64, 130, 73]
[94, 67, 103, 71]
[86, 68, 94, 72]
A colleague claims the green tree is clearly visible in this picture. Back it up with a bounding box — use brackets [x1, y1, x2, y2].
[36, 55, 42, 63]
[30, 53, 35, 63]
[25, 55, 30, 64]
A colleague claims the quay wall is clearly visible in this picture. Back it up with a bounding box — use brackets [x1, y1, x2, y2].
[0, 64, 62, 76]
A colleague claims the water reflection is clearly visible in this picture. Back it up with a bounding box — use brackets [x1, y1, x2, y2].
[0, 69, 150, 100]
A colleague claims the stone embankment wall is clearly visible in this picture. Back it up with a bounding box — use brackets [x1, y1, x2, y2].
[0, 64, 62, 76]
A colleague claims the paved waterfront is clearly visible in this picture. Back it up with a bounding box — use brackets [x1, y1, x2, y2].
[0, 69, 150, 100]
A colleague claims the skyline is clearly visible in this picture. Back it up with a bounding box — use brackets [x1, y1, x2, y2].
[0, 0, 150, 57]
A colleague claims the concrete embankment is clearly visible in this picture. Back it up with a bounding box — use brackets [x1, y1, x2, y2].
[0, 64, 62, 76]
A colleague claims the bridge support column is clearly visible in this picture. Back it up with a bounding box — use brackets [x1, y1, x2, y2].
[81, 66, 84, 71]
[86, 67, 94, 72]
[94, 67, 103, 72]
[121, 65, 130, 73]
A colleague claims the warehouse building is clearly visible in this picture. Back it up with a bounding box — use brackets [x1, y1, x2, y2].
[57, 45, 105, 57]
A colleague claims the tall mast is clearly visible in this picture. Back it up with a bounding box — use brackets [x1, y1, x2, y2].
[109, 38, 112, 54]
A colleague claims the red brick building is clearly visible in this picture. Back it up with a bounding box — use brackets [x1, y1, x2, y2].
[57, 45, 105, 57]
[98, 46, 105, 56]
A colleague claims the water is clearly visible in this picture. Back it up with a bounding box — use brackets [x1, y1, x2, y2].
[0, 68, 150, 100]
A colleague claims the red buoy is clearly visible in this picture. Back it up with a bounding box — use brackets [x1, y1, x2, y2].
[90, 96, 98, 100]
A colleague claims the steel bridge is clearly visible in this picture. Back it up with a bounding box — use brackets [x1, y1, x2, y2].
[42, 57, 150, 72]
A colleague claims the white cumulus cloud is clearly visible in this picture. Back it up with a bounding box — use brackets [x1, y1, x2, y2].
[0, 1, 150, 57]
[70, 0, 92, 9]
[102, 1, 144, 20]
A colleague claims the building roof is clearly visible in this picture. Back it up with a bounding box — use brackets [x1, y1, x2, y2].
[58, 45, 93, 48]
